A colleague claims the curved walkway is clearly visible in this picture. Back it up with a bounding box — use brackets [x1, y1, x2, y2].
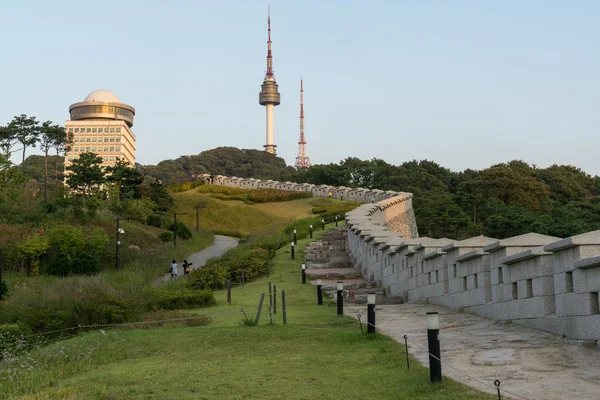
[158, 235, 238, 283]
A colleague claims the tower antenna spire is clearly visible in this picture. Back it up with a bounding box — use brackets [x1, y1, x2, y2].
[266, 7, 273, 77]
[295, 77, 312, 169]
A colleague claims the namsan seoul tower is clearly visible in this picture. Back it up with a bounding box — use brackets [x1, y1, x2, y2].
[259, 10, 281, 154]
[294, 78, 311, 169]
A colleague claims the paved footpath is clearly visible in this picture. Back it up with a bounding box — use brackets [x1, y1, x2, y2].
[158, 235, 238, 283]
[344, 302, 600, 400]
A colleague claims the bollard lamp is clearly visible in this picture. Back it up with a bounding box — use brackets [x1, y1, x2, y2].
[427, 312, 439, 330]
[302, 264, 306, 270]
[336, 281, 344, 291]
[317, 279, 322, 286]
[367, 293, 376, 305]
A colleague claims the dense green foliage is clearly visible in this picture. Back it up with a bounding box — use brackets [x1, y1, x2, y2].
[292, 158, 600, 239]
[139, 146, 296, 184]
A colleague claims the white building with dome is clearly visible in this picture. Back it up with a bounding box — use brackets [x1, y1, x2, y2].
[64, 89, 136, 170]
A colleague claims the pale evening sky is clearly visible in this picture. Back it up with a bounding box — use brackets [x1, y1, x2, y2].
[1, 0, 599, 175]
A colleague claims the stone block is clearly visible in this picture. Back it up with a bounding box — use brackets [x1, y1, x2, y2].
[492, 284, 504, 303]
[532, 276, 555, 297]
[515, 315, 600, 341]
[517, 279, 534, 299]
[553, 272, 568, 295]
[556, 292, 600, 316]
[587, 268, 600, 292]
[573, 269, 588, 293]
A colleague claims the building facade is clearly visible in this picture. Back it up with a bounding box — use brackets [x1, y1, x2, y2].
[65, 89, 136, 169]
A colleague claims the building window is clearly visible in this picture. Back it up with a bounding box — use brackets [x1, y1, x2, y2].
[109, 128, 115, 133]
[116, 137, 121, 142]
[103, 137, 108, 142]
[109, 156, 114, 161]
[104, 128, 109, 133]
[68, 156, 73, 161]
[74, 147, 79, 152]
[116, 127, 121, 132]
[115, 146, 120, 151]
[86, 137, 91, 142]
[86, 128, 91, 133]
[91, 147, 96, 152]
[86, 146, 90, 151]
[92, 128, 97, 133]
[74, 128, 79, 133]
[92, 137, 97, 142]
[104, 146, 108, 151]
[68, 128, 73, 133]
[109, 146, 114, 152]
[110, 137, 115, 142]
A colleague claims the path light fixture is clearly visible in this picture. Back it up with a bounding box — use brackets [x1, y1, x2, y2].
[336, 281, 344, 315]
[367, 293, 376, 334]
[317, 279, 323, 305]
[302, 263, 306, 284]
[426, 312, 442, 383]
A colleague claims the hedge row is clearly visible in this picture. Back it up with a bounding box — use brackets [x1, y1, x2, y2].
[169, 181, 205, 193]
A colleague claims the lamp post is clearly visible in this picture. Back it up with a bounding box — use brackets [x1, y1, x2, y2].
[321, 218, 325, 230]
[317, 279, 323, 305]
[335, 216, 338, 227]
[173, 212, 187, 248]
[336, 281, 344, 315]
[310, 224, 313, 238]
[293, 229, 297, 245]
[367, 293, 376, 334]
[302, 263, 306, 284]
[427, 312, 442, 383]
[291, 242, 295, 260]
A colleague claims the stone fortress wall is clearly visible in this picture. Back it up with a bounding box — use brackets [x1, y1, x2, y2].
[203, 174, 600, 341]
[346, 203, 600, 341]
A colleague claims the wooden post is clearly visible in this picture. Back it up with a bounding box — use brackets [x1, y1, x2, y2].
[269, 282, 273, 308]
[282, 289, 287, 324]
[255, 293, 265, 325]
[273, 284, 277, 314]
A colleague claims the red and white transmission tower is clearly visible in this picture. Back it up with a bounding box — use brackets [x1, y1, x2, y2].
[294, 78, 311, 169]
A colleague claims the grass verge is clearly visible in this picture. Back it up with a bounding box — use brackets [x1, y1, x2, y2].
[1, 225, 492, 399]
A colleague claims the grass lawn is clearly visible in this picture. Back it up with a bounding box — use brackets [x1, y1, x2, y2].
[3, 225, 492, 400]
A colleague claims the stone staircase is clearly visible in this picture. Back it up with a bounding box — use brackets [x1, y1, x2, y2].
[305, 228, 402, 305]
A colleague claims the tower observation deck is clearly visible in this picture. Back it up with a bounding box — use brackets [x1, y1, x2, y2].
[258, 11, 280, 154]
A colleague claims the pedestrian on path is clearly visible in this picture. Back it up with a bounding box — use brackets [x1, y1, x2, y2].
[169, 260, 178, 280]
[183, 259, 193, 276]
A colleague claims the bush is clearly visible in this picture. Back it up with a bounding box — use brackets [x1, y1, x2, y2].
[71, 252, 102, 275]
[146, 214, 163, 227]
[0, 280, 7, 299]
[47, 226, 85, 261]
[169, 222, 192, 240]
[44, 250, 72, 276]
[312, 207, 326, 214]
[248, 189, 312, 203]
[152, 288, 215, 310]
[158, 231, 173, 242]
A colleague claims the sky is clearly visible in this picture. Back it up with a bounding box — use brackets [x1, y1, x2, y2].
[1, 0, 599, 175]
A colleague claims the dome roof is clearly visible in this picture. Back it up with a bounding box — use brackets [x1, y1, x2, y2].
[84, 89, 121, 103]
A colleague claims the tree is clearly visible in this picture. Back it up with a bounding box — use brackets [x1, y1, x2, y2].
[536, 164, 596, 204]
[105, 160, 144, 200]
[65, 152, 105, 196]
[52, 126, 72, 182]
[0, 123, 18, 184]
[39, 122, 66, 202]
[10, 114, 40, 163]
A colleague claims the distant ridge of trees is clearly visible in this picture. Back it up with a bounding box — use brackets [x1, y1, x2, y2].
[141, 148, 600, 240]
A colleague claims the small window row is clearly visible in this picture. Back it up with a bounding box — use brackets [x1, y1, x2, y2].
[73, 137, 121, 143]
[68, 127, 122, 133]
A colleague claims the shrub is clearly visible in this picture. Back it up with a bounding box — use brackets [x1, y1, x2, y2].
[71, 252, 102, 275]
[47, 226, 85, 261]
[312, 207, 326, 214]
[152, 288, 215, 310]
[248, 189, 312, 203]
[146, 214, 163, 227]
[0, 280, 7, 299]
[158, 231, 173, 242]
[44, 250, 72, 276]
[169, 222, 192, 240]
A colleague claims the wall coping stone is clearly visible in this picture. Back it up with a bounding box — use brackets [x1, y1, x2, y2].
[455, 249, 488, 263]
[423, 249, 445, 260]
[501, 247, 552, 265]
[543, 230, 600, 252]
[442, 236, 498, 252]
[483, 233, 560, 253]
[574, 254, 600, 270]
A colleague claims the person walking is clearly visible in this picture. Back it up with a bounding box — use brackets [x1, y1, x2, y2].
[183, 259, 193, 276]
[169, 260, 178, 280]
